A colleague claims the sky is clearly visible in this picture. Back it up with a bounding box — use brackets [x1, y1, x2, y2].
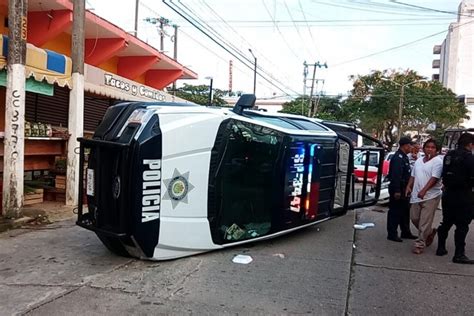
[88, 0, 464, 99]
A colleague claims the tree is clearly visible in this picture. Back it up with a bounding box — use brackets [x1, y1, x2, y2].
[172, 83, 227, 106]
[280, 96, 347, 121]
[344, 69, 468, 149]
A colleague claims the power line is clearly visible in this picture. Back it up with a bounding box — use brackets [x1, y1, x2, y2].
[173, 0, 299, 95]
[309, 0, 450, 17]
[163, 0, 298, 96]
[261, 0, 304, 61]
[198, 0, 294, 83]
[389, 1, 471, 17]
[197, 18, 454, 24]
[178, 22, 450, 28]
[332, 18, 474, 68]
[298, 0, 320, 59]
[283, 0, 313, 58]
[177, 28, 281, 93]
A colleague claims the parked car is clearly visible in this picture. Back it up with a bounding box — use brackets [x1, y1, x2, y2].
[355, 151, 393, 204]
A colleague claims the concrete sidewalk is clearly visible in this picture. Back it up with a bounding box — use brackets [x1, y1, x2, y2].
[0, 202, 75, 233]
[349, 206, 474, 315]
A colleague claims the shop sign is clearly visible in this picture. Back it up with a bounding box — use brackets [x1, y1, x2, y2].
[104, 73, 166, 101]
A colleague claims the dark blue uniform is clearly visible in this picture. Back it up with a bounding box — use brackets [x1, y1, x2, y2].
[386, 149, 413, 240]
[437, 148, 474, 260]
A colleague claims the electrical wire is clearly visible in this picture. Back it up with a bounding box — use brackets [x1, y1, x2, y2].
[178, 28, 282, 93]
[198, 0, 294, 82]
[173, 0, 295, 94]
[298, 0, 321, 59]
[283, 0, 313, 58]
[261, 0, 304, 61]
[331, 18, 474, 68]
[309, 0, 449, 17]
[175, 0, 301, 95]
[163, 0, 297, 96]
[389, 1, 469, 17]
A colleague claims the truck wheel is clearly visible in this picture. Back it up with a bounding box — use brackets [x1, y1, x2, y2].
[96, 233, 131, 257]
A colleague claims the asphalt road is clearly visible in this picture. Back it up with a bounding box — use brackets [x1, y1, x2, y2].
[1, 206, 473, 315]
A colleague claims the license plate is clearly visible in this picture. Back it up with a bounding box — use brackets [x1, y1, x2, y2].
[86, 169, 95, 196]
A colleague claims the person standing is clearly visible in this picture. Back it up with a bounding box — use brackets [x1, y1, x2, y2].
[387, 136, 417, 242]
[436, 133, 474, 264]
[408, 143, 421, 168]
[405, 139, 443, 254]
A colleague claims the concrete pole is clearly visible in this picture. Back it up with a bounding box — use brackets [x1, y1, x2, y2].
[307, 63, 317, 117]
[160, 19, 164, 52]
[172, 24, 178, 94]
[66, 0, 85, 206]
[134, 0, 139, 37]
[3, 0, 27, 218]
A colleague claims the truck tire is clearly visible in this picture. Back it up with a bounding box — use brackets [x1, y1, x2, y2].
[96, 233, 131, 257]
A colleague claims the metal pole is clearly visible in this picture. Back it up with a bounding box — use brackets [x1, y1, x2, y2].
[248, 49, 256, 96]
[208, 78, 213, 106]
[398, 85, 405, 141]
[134, 0, 139, 36]
[253, 57, 257, 95]
[3, 0, 27, 218]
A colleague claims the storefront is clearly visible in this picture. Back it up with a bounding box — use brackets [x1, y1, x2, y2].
[0, 0, 197, 214]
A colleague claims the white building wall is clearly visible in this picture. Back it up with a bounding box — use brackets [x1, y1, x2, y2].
[437, 0, 474, 127]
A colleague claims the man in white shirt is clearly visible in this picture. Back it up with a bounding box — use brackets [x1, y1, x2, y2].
[405, 139, 443, 254]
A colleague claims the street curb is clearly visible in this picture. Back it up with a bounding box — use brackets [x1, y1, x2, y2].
[0, 216, 35, 233]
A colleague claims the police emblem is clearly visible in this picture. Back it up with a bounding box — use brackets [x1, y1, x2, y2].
[163, 169, 195, 209]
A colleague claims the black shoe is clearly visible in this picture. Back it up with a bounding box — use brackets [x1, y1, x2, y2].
[387, 236, 403, 242]
[436, 248, 448, 256]
[452, 255, 474, 264]
[401, 233, 417, 240]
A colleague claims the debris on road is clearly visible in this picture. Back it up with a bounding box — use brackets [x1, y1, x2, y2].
[273, 253, 285, 259]
[353, 223, 375, 230]
[232, 254, 253, 264]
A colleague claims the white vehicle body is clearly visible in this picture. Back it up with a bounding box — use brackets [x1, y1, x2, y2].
[77, 96, 383, 260]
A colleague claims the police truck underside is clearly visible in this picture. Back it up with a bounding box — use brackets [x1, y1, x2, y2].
[77, 96, 383, 260]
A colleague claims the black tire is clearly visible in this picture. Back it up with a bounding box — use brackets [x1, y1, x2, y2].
[96, 233, 131, 257]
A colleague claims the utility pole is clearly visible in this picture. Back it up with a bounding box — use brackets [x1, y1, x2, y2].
[307, 61, 328, 117]
[314, 79, 325, 115]
[307, 64, 317, 117]
[171, 24, 178, 95]
[301, 61, 308, 115]
[134, 0, 139, 36]
[160, 17, 165, 52]
[3, 0, 27, 218]
[66, 0, 85, 206]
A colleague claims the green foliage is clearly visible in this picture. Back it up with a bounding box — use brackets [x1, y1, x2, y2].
[172, 83, 227, 106]
[344, 69, 468, 149]
[280, 96, 348, 121]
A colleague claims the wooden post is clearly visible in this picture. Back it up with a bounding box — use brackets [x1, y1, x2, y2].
[66, 0, 85, 206]
[3, 0, 27, 218]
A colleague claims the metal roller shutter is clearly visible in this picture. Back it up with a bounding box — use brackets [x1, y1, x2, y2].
[25, 86, 116, 132]
[25, 85, 69, 127]
[84, 95, 114, 132]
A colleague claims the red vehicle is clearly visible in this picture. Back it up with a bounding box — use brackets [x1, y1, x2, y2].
[353, 151, 393, 184]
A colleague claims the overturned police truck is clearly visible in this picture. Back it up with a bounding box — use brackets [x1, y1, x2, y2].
[76, 95, 384, 260]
